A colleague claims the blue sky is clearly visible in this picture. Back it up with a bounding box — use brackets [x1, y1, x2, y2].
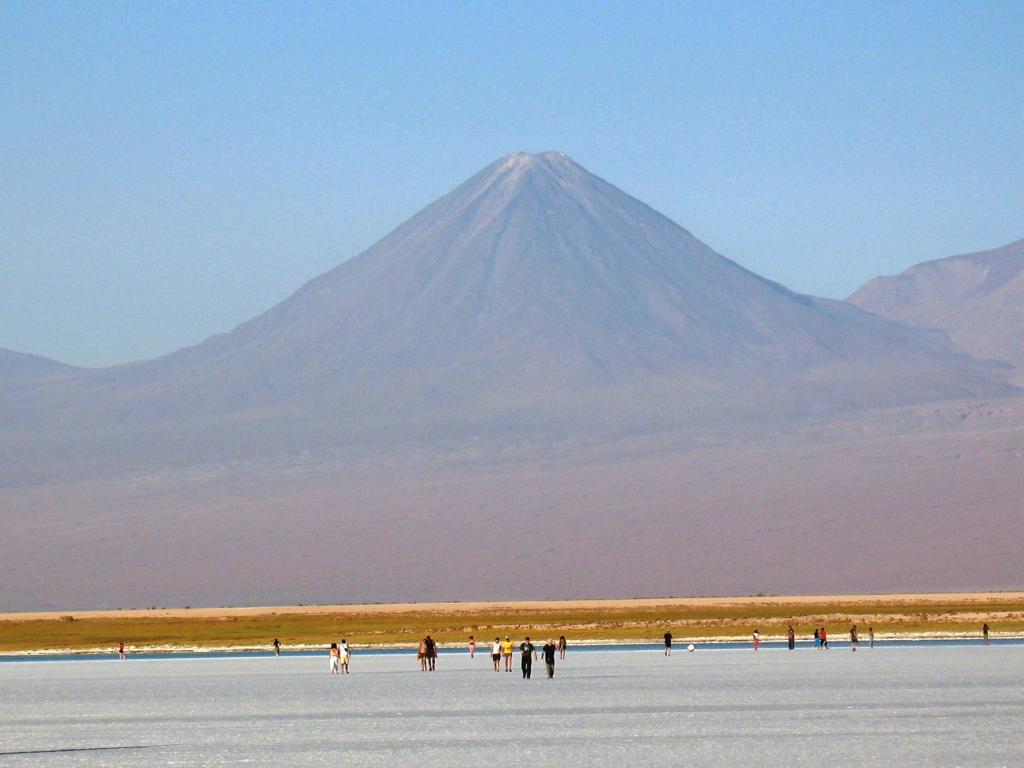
[2, 1, 1023, 366]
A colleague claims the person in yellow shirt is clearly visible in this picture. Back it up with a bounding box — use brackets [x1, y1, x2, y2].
[501, 636, 514, 672]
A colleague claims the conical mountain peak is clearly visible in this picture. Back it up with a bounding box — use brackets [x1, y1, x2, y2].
[163, 151, 1010, 417]
[12, 153, 1010, 444]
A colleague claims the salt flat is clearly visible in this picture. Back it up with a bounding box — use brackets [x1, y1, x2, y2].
[1, 646, 1021, 766]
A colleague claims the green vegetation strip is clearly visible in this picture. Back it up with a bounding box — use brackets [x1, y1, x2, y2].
[2, 597, 1023, 653]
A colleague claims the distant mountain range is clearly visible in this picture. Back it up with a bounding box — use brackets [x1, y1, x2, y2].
[850, 237, 1024, 383]
[1, 152, 1021, 610]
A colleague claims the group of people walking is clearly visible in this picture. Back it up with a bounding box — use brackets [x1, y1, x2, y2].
[748, 625, 878, 650]
[486, 635, 566, 678]
[746, 625, 879, 650]
[313, 622, 998, 674]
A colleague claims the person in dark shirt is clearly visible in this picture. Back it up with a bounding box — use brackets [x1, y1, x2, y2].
[558, 635, 567, 660]
[273, 638, 281, 656]
[664, 631, 672, 656]
[787, 625, 795, 650]
[425, 636, 437, 671]
[983, 623, 990, 645]
[542, 639, 557, 678]
[850, 625, 858, 652]
[519, 637, 536, 679]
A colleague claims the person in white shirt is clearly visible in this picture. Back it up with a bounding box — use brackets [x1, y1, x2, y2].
[491, 637, 502, 671]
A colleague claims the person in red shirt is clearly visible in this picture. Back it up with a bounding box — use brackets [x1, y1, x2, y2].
[118, 642, 125, 660]
[820, 627, 828, 650]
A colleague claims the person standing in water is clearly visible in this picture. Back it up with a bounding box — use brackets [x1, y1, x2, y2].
[664, 631, 673, 656]
[558, 635, 567, 660]
[787, 625, 795, 650]
[502, 636, 515, 672]
[329, 643, 340, 674]
[468, 635, 476, 658]
[983, 623, 990, 645]
[543, 639, 557, 678]
[869, 627, 875, 648]
[752, 629, 760, 651]
[118, 642, 126, 661]
[491, 637, 502, 671]
[340, 640, 350, 673]
[850, 625, 858, 652]
[519, 636, 536, 679]
[813, 628, 820, 649]
[820, 627, 828, 649]
[273, 638, 281, 656]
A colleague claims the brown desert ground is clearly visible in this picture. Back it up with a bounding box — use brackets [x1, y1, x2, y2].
[2, 397, 1023, 612]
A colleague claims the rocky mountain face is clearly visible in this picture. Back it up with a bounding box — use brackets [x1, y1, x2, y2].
[850, 237, 1024, 383]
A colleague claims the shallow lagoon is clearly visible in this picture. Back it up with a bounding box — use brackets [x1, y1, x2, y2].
[2, 645, 1022, 766]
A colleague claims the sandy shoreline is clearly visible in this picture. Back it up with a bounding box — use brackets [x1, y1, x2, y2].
[5, 591, 1023, 622]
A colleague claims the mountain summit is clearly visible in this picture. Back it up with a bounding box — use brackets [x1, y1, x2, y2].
[1, 153, 1013, 476]
[149, 151, 1010, 412]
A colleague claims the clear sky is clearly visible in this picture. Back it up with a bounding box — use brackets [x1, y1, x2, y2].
[2, 1, 1023, 367]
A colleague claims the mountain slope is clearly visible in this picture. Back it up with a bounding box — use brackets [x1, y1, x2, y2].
[3, 153, 1011, 452]
[0, 348, 76, 381]
[2, 152, 1022, 606]
[850, 237, 1024, 382]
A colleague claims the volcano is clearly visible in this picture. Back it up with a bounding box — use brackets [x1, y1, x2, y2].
[2, 153, 1021, 609]
[2, 152, 1009, 473]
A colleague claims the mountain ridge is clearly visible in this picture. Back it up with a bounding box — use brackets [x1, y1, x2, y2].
[0, 347, 77, 382]
[850, 237, 1024, 383]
